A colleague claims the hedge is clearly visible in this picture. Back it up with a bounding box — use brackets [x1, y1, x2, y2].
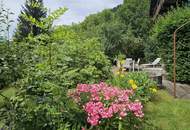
[150, 7, 190, 83]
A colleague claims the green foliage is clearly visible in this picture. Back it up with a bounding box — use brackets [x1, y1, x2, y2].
[0, 5, 68, 89]
[0, 43, 26, 89]
[22, 7, 67, 34]
[0, 87, 16, 108]
[52, 28, 112, 88]
[118, 0, 150, 38]
[107, 72, 157, 103]
[74, 0, 150, 60]
[1, 68, 86, 130]
[14, 0, 47, 41]
[0, 25, 111, 129]
[101, 23, 144, 59]
[77, 9, 115, 38]
[150, 7, 190, 83]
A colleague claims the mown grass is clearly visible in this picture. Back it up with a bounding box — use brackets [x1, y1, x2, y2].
[145, 90, 190, 130]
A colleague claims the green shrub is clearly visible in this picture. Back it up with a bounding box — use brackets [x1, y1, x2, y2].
[0, 28, 111, 129]
[1, 68, 87, 130]
[0, 43, 25, 89]
[51, 27, 111, 88]
[149, 7, 190, 83]
[107, 72, 157, 103]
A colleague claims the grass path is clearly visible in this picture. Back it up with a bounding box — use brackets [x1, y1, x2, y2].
[145, 90, 190, 130]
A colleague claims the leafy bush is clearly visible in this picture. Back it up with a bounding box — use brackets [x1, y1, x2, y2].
[51, 27, 111, 88]
[70, 82, 144, 129]
[1, 68, 87, 130]
[0, 43, 25, 89]
[0, 36, 50, 89]
[149, 7, 190, 83]
[1, 27, 112, 129]
[107, 72, 157, 103]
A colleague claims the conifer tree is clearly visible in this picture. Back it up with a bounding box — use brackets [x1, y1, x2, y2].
[14, 0, 47, 41]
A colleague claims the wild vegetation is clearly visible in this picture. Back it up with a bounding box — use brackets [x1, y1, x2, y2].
[72, 0, 150, 60]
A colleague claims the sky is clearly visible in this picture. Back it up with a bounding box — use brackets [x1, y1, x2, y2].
[3, 0, 123, 36]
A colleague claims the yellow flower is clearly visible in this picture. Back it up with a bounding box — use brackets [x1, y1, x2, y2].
[121, 60, 126, 65]
[115, 71, 120, 75]
[120, 74, 125, 78]
[132, 84, 137, 90]
[149, 88, 157, 93]
[152, 88, 157, 93]
[128, 79, 135, 85]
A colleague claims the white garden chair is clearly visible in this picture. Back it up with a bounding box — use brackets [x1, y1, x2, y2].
[134, 58, 140, 71]
[123, 58, 133, 71]
[141, 58, 161, 68]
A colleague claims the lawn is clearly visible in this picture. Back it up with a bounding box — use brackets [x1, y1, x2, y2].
[145, 90, 190, 130]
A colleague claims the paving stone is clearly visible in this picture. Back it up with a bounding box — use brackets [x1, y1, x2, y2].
[163, 80, 190, 99]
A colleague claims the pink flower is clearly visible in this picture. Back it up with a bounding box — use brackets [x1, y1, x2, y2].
[70, 82, 144, 126]
[77, 84, 90, 93]
[87, 116, 99, 126]
[100, 107, 113, 118]
[128, 102, 144, 118]
[128, 102, 143, 112]
[119, 111, 127, 118]
[111, 103, 119, 113]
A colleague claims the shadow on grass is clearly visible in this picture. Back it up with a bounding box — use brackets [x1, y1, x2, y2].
[144, 90, 190, 130]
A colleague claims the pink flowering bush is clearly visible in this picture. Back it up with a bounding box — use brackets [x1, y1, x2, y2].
[70, 82, 144, 129]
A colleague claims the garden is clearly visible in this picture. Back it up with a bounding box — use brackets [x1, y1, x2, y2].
[0, 0, 190, 130]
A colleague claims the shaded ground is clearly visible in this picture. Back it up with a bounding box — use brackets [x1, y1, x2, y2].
[145, 90, 190, 130]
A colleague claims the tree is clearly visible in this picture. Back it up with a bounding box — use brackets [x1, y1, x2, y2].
[0, 0, 14, 43]
[117, 0, 150, 38]
[101, 22, 144, 59]
[73, 0, 150, 60]
[14, 0, 47, 41]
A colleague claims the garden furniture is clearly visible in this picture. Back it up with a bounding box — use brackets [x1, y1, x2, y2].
[123, 58, 133, 71]
[134, 58, 140, 71]
[140, 58, 161, 68]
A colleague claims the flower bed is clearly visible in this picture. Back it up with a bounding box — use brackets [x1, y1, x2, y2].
[107, 72, 157, 103]
[70, 82, 144, 129]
